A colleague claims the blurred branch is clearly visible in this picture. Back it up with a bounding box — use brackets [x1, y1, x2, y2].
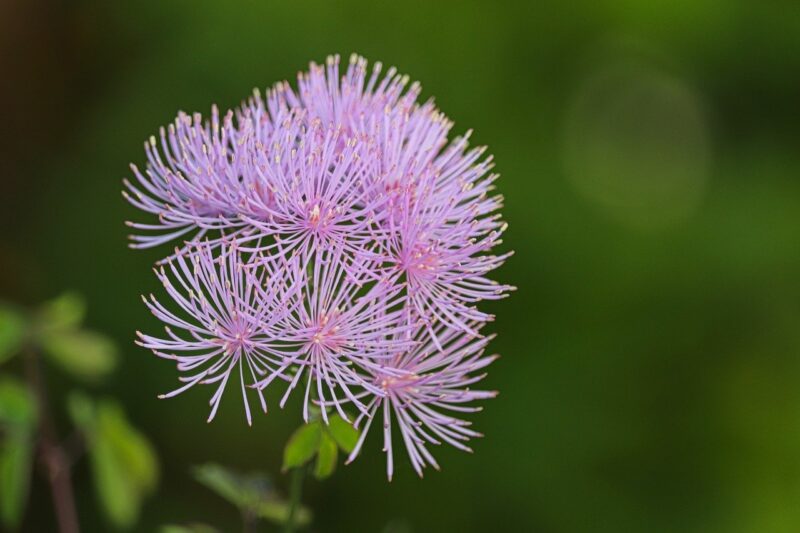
[23, 346, 80, 533]
[241, 508, 256, 533]
[61, 429, 86, 469]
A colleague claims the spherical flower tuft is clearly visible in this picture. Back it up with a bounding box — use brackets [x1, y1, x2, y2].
[129, 54, 513, 479]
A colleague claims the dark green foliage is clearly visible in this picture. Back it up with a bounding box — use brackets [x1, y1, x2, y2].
[0, 294, 157, 530]
[0, 378, 36, 528]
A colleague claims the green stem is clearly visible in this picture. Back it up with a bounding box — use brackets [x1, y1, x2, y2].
[283, 466, 305, 533]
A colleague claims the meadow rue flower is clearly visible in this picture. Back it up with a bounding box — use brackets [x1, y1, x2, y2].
[136, 242, 301, 425]
[344, 324, 498, 481]
[129, 54, 513, 478]
[236, 111, 389, 262]
[123, 106, 259, 251]
[253, 247, 413, 424]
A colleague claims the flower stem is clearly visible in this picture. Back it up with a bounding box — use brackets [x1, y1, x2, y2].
[283, 466, 305, 533]
[24, 347, 80, 533]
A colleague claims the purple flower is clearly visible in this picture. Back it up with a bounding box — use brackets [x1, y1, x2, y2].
[123, 107, 262, 252]
[253, 248, 413, 424]
[129, 54, 513, 479]
[271, 54, 515, 342]
[345, 324, 497, 480]
[236, 111, 389, 263]
[136, 242, 300, 425]
[265, 54, 423, 143]
[374, 135, 514, 344]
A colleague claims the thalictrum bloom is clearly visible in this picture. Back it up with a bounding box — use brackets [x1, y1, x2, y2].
[129, 54, 512, 478]
[346, 324, 497, 480]
[136, 242, 300, 425]
[253, 248, 412, 424]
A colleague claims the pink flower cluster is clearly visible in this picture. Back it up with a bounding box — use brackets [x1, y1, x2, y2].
[127, 55, 513, 479]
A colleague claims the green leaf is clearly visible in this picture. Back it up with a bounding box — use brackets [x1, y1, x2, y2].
[192, 463, 311, 526]
[36, 293, 117, 382]
[192, 463, 255, 508]
[0, 430, 34, 529]
[76, 395, 158, 529]
[0, 379, 36, 529]
[314, 431, 338, 480]
[0, 307, 26, 365]
[0, 379, 36, 426]
[282, 422, 322, 471]
[38, 292, 86, 332]
[41, 330, 118, 381]
[97, 402, 158, 493]
[327, 414, 359, 453]
[66, 390, 95, 429]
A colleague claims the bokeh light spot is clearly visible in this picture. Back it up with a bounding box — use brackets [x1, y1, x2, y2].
[562, 59, 710, 230]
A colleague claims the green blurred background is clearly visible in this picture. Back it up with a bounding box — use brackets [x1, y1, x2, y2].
[2, 0, 800, 531]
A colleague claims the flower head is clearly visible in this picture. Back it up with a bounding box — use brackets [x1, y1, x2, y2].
[136, 242, 300, 425]
[130, 54, 512, 479]
[253, 248, 413, 424]
[345, 324, 497, 480]
[236, 111, 388, 262]
[123, 107, 263, 252]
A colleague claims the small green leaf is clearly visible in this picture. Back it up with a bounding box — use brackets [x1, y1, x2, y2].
[327, 414, 359, 453]
[283, 422, 322, 471]
[314, 431, 338, 480]
[0, 379, 36, 426]
[38, 292, 86, 332]
[79, 397, 158, 529]
[97, 402, 158, 494]
[0, 307, 25, 365]
[0, 379, 36, 529]
[192, 463, 253, 508]
[92, 432, 134, 526]
[192, 463, 310, 526]
[41, 330, 118, 381]
[66, 390, 95, 429]
[0, 430, 34, 529]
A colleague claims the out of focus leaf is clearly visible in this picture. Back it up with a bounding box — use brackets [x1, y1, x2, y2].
[0, 307, 25, 365]
[75, 394, 158, 529]
[255, 499, 312, 527]
[160, 524, 219, 533]
[192, 463, 257, 508]
[41, 330, 118, 381]
[66, 390, 95, 429]
[283, 422, 322, 471]
[37, 292, 86, 332]
[327, 414, 359, 453]
[0, 431, 33, 529]
[93, 434, 137, 528]
[0, 379, 36, 426]
[97, 402, 158, 492]
[192, 463, 311, 526]
[314, 431, 338, 480]
[0, 379, 36, 529]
